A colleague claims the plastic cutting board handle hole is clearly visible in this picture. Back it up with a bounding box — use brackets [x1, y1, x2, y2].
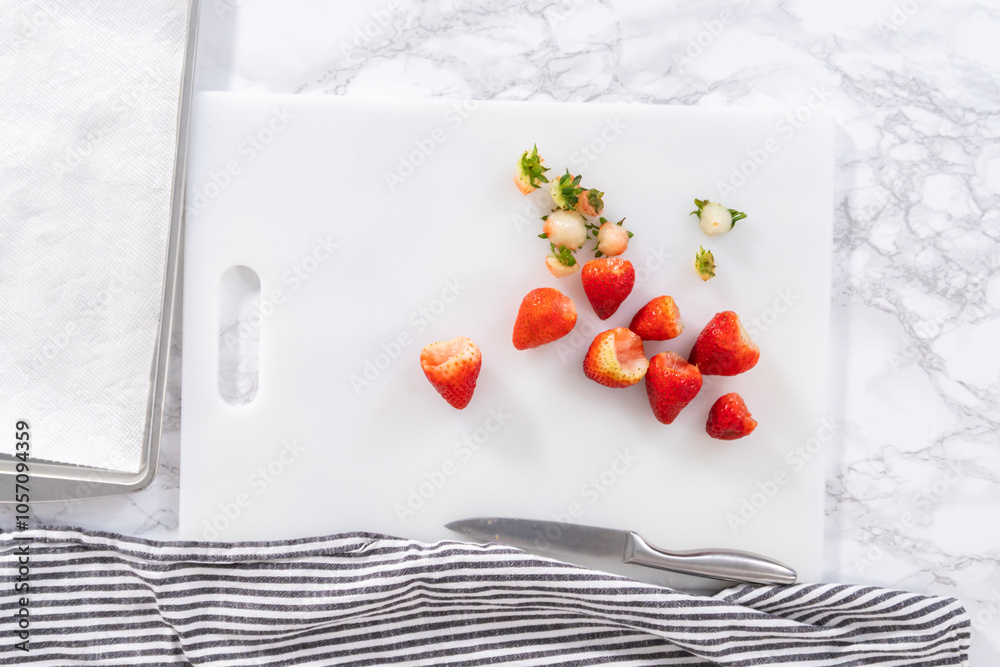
[218, 265, 260, 406]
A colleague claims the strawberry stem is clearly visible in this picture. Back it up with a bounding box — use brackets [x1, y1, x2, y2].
[695, 246, 716, 281]
[518, 145, 550, 188]
[585, 188, 605, 214]
[551, 170, 583, 209]
[550, 243, 577, 267]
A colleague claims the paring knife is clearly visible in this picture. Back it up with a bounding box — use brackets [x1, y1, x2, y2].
[446, 517, 797, 586]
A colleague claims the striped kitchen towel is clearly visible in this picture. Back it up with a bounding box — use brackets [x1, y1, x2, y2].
[0, 528, 970, 665]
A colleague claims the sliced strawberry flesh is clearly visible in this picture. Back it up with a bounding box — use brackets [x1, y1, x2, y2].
[613, 328, 646, 374]
[422, 337, 471, 366]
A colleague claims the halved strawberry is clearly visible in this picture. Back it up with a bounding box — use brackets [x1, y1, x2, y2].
[515, 145, 549, 194]
[706, 392, 757, 440]
[629, 296, 683, 341]
[581, 257, 635, 320]
[512, 288, 577, 350]
[420, 337, 482, 409]
[688, 311, 759, 376]
[583, 327, 649, 388]
[645, 352, 702, 424]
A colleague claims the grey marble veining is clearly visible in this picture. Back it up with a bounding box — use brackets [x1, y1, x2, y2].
[4, 0, 997, 661]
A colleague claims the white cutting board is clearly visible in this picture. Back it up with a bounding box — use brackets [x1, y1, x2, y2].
[180, 92, 832, 583]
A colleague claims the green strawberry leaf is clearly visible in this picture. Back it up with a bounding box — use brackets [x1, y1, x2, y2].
[695, 246, 716, 281]
[518, 144, 550, 188]
[550, 243, 577, 267]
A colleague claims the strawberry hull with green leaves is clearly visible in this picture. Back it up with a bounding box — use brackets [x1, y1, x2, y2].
[595, 217, 631, 257]
[549, 170, 583, 209]
[515, 145, 550, 194]
[576, 188, 605, 217]
[691, 198, 746, 236]
[542, 210, 588, 250]
[695, 247, 716, 281]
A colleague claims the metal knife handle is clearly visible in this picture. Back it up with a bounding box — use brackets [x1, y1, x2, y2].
[624, 532, 797, 585]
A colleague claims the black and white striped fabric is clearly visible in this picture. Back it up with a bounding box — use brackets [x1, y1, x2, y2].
[0, 528, 970, 665]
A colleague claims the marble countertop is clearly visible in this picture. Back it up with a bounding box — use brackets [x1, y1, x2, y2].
[8, 0, 999, 661]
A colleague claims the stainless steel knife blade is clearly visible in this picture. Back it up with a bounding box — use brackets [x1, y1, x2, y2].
[447, 517, 629, 560]
[446, 517, 797, 585]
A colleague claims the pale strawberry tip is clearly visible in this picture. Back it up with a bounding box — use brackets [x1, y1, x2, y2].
[691, 198, 747, 236]
[542, 210, 588, 250]
[596, 220, 630, 257]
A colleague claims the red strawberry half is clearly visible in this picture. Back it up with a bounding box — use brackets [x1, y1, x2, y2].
[645, 352, 702, 424]
[581, 257, 635, 320]
[512, 288, 577, 350]
[706, 392, 757, 440]
[583, 327, 649, 388]
[629, 296, 683, 341]
[420, 336, 482, 409]
[688, 311, 760, 376]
